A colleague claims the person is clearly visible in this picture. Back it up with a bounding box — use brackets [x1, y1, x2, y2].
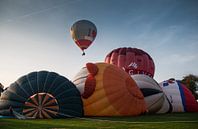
[0, 83, 4, 96]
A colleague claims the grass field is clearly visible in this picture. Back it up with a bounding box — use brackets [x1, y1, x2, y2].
[0, 113, 198, 129]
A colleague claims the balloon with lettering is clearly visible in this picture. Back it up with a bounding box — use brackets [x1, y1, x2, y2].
[105, 47, 155, 77]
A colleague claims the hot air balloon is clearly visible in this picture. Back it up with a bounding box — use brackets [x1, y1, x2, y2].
[70, 20, 97, 56]
[105, 47, 155, 77]
[159, 78, 198, 112]
[0, 71, 83, 119]
[73, 62, 146, 116]
[156, 95, 172, 114]
[132, 74, 169, 113]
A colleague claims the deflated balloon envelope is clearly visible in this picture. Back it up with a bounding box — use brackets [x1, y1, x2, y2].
[105, 47, 155, 78]
[73, 62, 146, 116]
[0, 71, 83, 118]
[131, 74, 169, 113]
[159, 79, 198, 112]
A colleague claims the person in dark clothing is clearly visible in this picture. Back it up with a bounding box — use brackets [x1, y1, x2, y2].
[0, 83, 4, 96]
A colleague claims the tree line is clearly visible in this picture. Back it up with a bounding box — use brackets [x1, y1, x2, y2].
[181, 74, 198, 99]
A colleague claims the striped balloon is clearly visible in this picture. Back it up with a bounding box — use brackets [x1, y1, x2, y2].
[0, 71, 83, 118]
[159, 79, 198, 112]
[70, 20, 97, 55]
[132, 74, 168, 113]
[105, 47, 155, 77]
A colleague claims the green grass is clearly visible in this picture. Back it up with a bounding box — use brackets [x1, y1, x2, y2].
[0, 113, 198, 129]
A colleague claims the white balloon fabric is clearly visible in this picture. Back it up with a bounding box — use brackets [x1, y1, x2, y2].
[159, 79, 184, 112]
[159, 79, 198, 112]
[131, 75, 166, 113]
[156, 95, 172, 114]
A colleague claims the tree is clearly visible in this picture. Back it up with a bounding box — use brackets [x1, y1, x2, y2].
[181, 74, 198, 99]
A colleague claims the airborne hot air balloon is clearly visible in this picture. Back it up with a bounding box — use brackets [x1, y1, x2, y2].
[159, 79, 198, 112]
[73, 62, 146, 116]
[105, 47, 155, 77]
[0, 71, 83, 119]
[70, 20, 97, 56]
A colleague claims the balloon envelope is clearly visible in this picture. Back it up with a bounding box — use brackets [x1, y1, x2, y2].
[73, 62, 146, 116]
[105, 47, 155, 77]
[132, 74, 166, 113]
[70, 20, 97, 55]
[0, 71, 83, 118]
[159, 79, 198, 112]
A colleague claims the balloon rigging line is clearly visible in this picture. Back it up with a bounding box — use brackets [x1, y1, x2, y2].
[43, 72, 50, 93]
[46, 75, 58, 93]
[27, 77, 35, 95]
[16, 81, 31, 97]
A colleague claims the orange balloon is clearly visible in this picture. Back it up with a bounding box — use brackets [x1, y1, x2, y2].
[73, 63, 146, 116]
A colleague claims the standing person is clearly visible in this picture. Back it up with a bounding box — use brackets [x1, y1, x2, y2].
[0, 83, 4, 96]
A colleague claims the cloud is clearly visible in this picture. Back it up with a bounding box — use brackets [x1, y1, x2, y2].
[0, 0, 79, 26]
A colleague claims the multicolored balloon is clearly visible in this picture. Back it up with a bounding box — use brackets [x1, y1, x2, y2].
[0, 71, 83, 119]
[105, 47, 155, 77]
[70, 20, 97, 55]
[132, 74, 168, 113]
[73, 62, 146, 116]
[159, 79, 198, 112]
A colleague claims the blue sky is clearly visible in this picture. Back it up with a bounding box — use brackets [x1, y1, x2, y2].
[0, 0, 198, 87]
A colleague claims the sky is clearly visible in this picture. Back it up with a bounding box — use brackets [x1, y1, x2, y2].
[0, 0, 198, 87]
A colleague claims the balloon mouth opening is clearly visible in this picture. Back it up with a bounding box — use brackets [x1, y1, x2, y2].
[23, 93, 59, 119]
[82, 51, 85, 56]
